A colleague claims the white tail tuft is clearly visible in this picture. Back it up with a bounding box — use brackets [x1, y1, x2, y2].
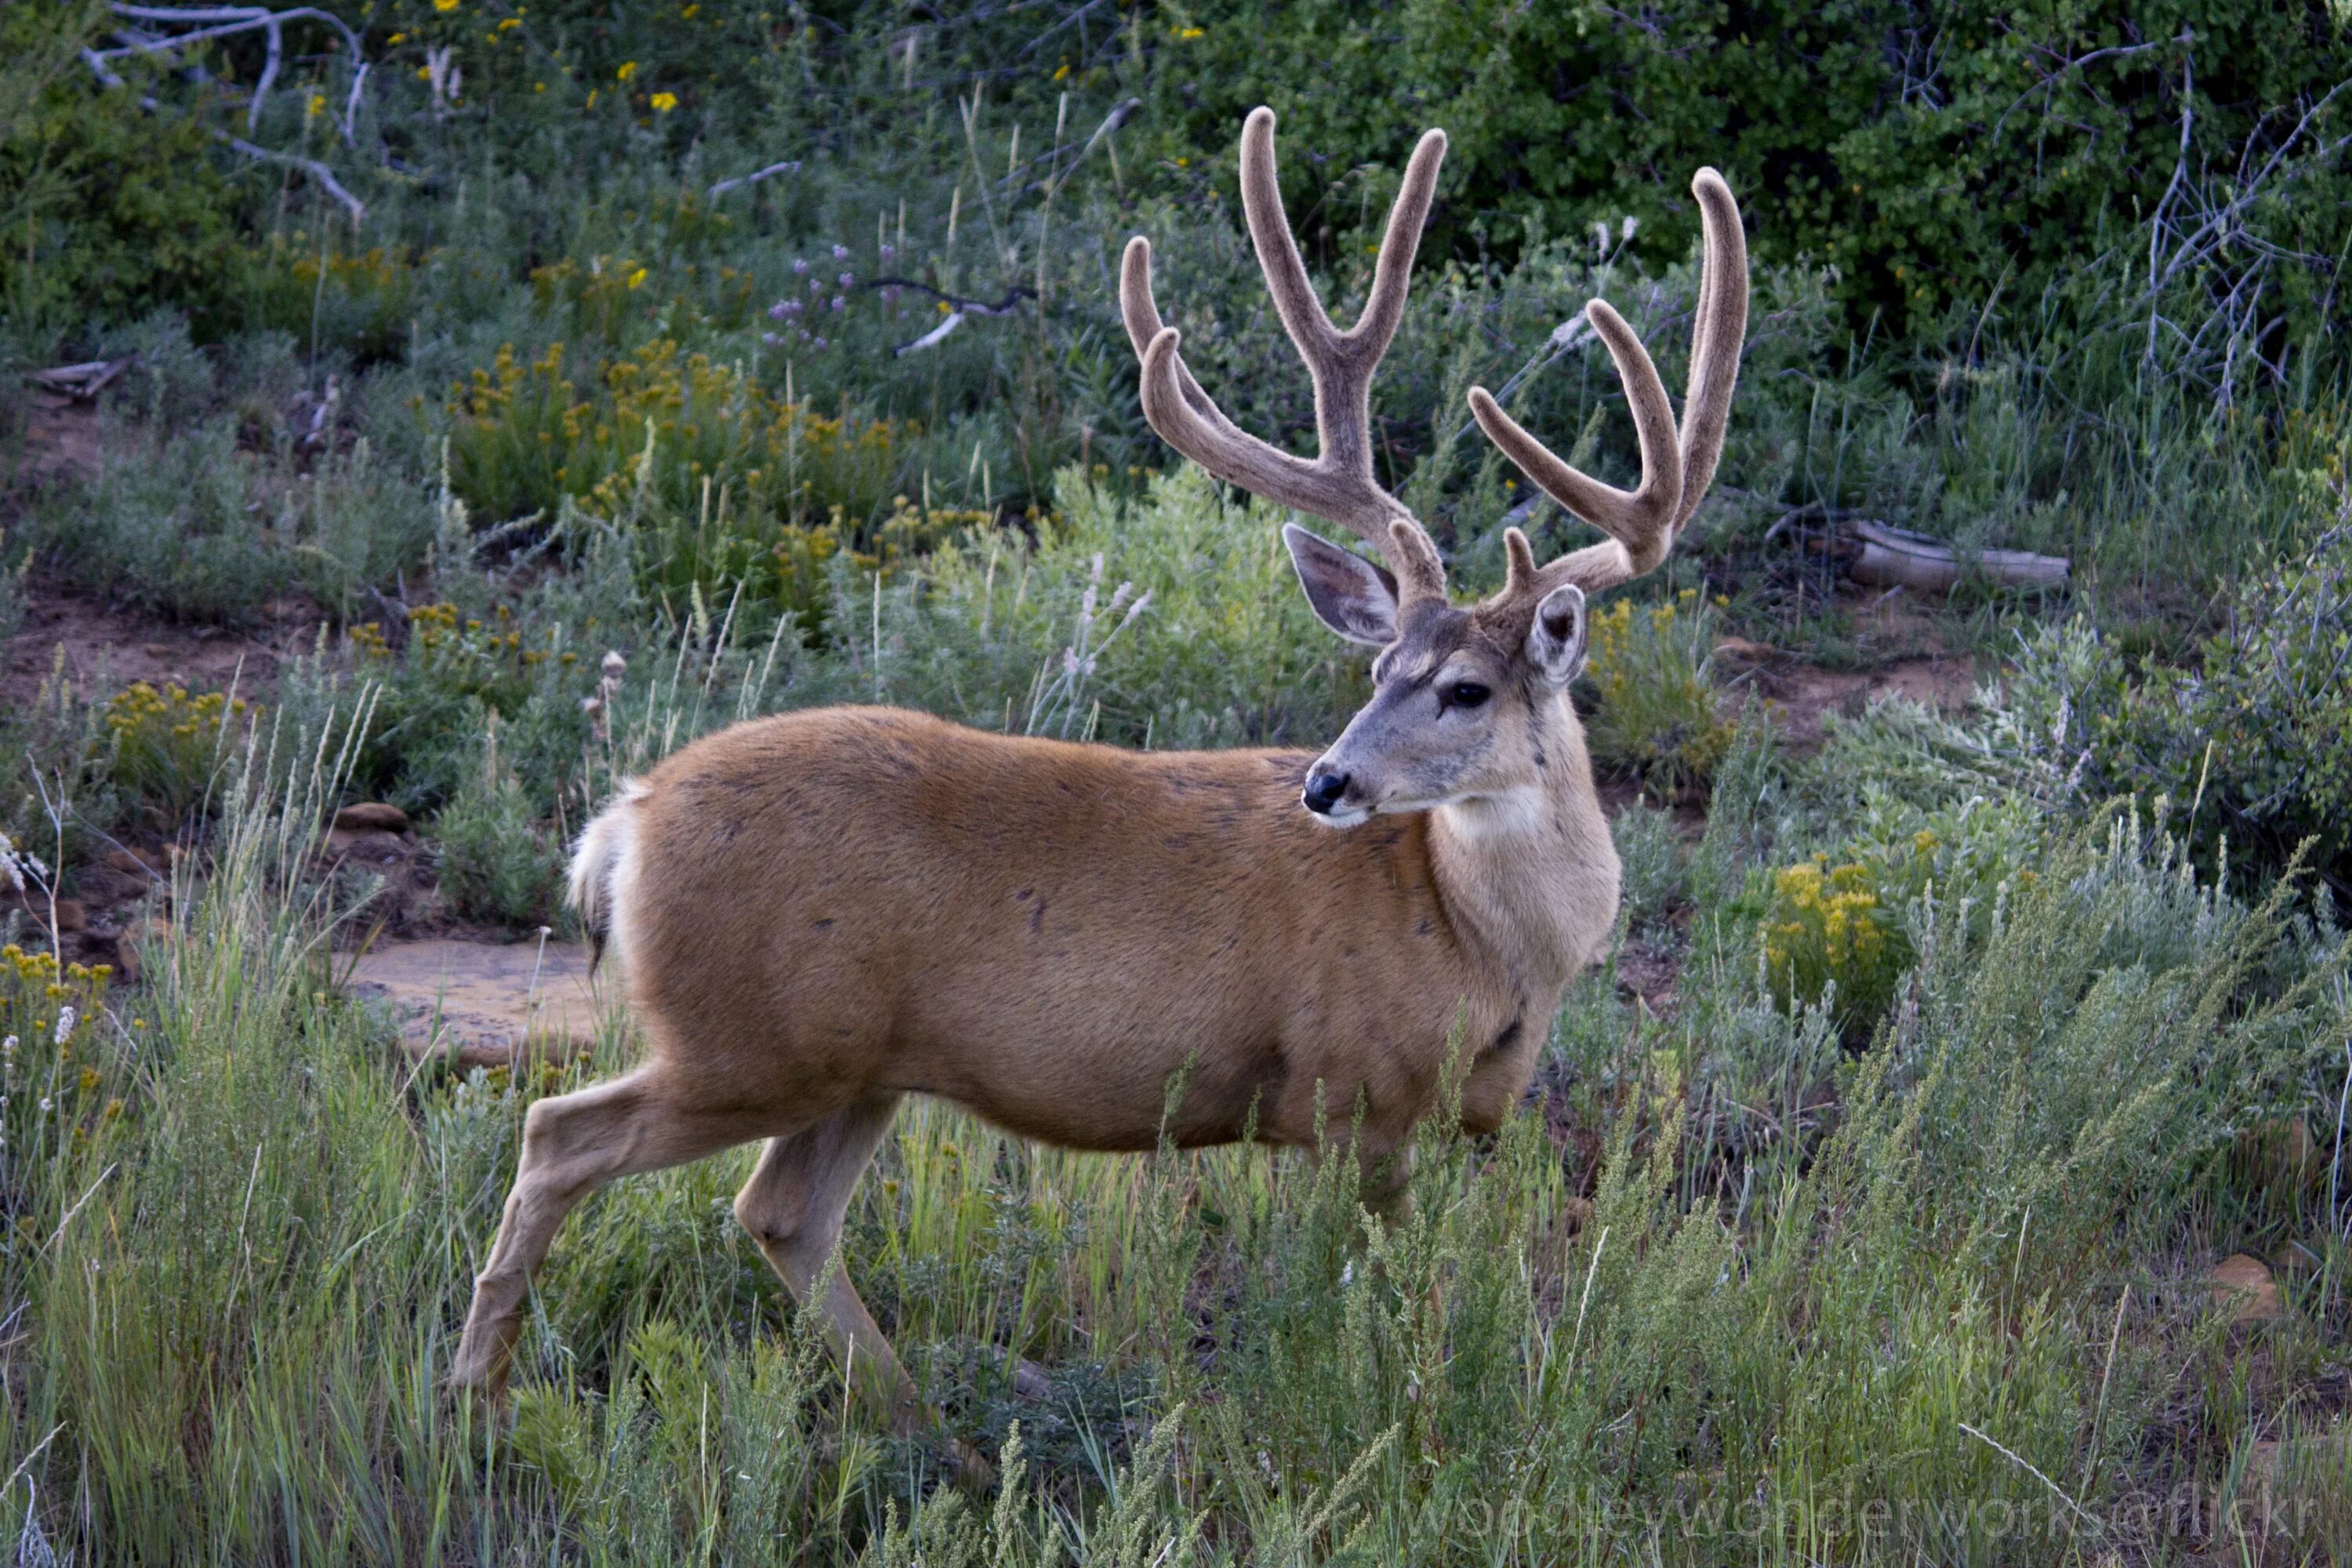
[568, 779, 647, 946]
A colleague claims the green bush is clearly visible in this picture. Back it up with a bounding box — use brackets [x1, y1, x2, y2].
[1611, 802, 1690, 927]
[1989, 434, 2352, 885]
[434, 746, 564, 929]
[1581, 588, 1730, 791]
[1748, 792, 2043, 1033]
[0, 4, 248, 336]
[1160, 0, 2352, 345]
[100, 680, 260, 834]
[24, 413, 435, 626]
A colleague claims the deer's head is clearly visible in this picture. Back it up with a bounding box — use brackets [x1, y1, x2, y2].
[1122, 109, 1748, 827]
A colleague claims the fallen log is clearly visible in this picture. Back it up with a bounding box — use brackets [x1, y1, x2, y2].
[1848, 519, 2069, 593]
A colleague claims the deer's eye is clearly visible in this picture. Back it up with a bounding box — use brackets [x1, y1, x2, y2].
[1444, 681, 1491, 710]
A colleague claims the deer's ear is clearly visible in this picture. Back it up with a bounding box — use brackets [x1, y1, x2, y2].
[1283, 523, 1399, 647]
[1526, 583, 1588, 688]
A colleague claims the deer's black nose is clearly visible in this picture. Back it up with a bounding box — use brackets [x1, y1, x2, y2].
[1301, 768, 1351, 815]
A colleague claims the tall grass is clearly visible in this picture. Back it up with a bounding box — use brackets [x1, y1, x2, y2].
[3, 698, 2346, 1561]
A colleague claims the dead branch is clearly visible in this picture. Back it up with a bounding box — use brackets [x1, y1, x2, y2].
[867, 279, 1033, 356]
[220, 132, 363, 223]
[27, 360, 135, 400]
[93, 5, 367, 143]
[706, 158, 802, 200]
[1848, 520, 2068, 593]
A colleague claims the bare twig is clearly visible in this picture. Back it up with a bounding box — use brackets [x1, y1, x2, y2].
[219, 132, 363, 223]
[872, 279, 1034, 356]
[95, 5, 367, 143]
[706, 158, 802, 200]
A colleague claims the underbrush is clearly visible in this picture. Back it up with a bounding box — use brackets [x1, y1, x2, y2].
[2, 724, 2347, 1562]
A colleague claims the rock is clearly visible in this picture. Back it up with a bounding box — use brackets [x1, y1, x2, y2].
[9, 895, 87, 934]
[322, 827, 407, 864]
[1714, 636, 1780, 664]
[334, 802, 410, 834]
[103, 847, 164, 877]
[346, 937, 608, 1072]
[2209, 1253, 2285, 1323]
[1012, 1359, 1054, 1402]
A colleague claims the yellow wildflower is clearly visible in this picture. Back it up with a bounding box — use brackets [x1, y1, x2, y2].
[615, 60, 637, 81]
[651, 91, 679, 112]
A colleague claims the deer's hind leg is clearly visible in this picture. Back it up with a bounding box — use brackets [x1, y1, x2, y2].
[452, 1067, 768, 1397]
[731, 1091, 916, 1429]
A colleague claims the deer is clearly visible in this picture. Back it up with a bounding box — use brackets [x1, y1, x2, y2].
[450, 107, 1746, 1469]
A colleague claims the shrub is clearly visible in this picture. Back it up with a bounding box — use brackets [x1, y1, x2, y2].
[1160, 0, 2352, 348]
[336, 600, 600, 815]
[434, 746, 564, 930]
[446, 339, 912, 532]
[1611, 803, 1689, 928]
[245, 238, 426, 364]
[101, 681, 259, 833]
[0, 942, 122, 1168]
[1755, 793, 2043, 1033]
[0, 524, 26, 644]
[1581, 588, 1730, 791]
[0, 3, 248, 336]
[1989, 435, 2352, 886]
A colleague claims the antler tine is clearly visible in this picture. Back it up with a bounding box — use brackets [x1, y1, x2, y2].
[1674, 167, 1748, 530]
[1119, 108, 1450, 604]
[1468, 299, 1682, 597]
[1472, 167, 1748, 602]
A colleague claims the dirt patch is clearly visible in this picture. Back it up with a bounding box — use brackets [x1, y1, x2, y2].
[1719, 637, 1980, 751]
[2, 575, 323, 708]
[9, 396, 102, 488]
[347, 936, 615, 1069]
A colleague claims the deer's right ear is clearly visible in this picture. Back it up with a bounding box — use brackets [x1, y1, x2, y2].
[1283, 523, 1400, 647]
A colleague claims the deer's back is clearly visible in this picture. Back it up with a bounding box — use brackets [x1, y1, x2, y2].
[612, 707, 1508, 1150]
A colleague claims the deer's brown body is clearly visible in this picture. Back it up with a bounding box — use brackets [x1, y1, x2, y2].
[452, 107, 1745, 1469]
[606, 705, 1611, 1156]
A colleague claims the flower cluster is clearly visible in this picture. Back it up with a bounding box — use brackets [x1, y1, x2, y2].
[0, 944, 118, 1160]
[103, 681, 259, 828]
[1763, 859, 1889, 998]
[764, 245, 861, 350]
[1582, 588, 1730, 790]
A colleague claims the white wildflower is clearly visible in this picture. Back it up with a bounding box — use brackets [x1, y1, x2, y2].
[53, 1006, 75, 1047]
[1621, 214, 1639, 241]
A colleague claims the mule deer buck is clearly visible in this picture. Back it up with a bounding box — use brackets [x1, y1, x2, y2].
[452, 107, 1746, 1460]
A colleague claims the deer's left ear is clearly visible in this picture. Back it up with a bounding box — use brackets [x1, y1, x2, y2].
[1525, 583, 1588, 688]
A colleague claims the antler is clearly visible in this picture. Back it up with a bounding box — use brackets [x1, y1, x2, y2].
[1122, 107, 1450, 605]
[1470, 167, 1748, 606]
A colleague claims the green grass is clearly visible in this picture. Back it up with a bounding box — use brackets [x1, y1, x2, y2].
[2, 670, 2349, 1563]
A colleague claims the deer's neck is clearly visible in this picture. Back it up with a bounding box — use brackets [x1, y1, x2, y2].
[1425, 695, 1620, 997]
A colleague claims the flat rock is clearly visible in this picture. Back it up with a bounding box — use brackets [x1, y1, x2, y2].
[347, 937, 612, 1070]
[2209, 1253, 2284, 1323]
[334, 802, 410, 833]
[7, 895, 86, 934]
